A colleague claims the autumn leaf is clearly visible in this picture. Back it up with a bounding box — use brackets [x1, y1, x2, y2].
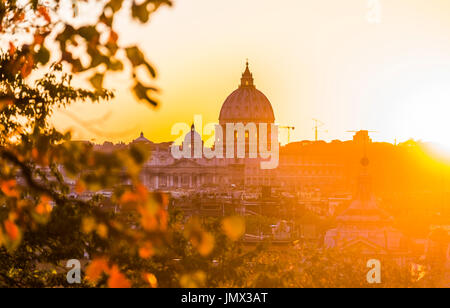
[14, 12, 25, 22]
[89, 73, 104, 91]
[108, 0, 124, 13]
[136, 184, 149, 200]
[37, 6, 51, 23]
[82, 217, 97, 234]
[197, 232, 215, 257]
[184, 218, 215, 256]
[153, 192, 169, 208]
[1, 180, 20, 198]
[137, 191, 165, 231]
[158, 208, 168, 231]
[96, 223, 108, 239]
[133, 82, 159, 107]
[9, 42, 16, 56]
[2, 219, 22, 251]
[35, 196, 53, 215]
[108, 30, 118, 44]
[120, 184, 148, 206]
[144, 273, 158, 288]
[75, 180, 86, 194]
[222, 216, 246, 241]
[108, 265, 131, 288]
[125, 46, 145, 67]
[120, 191, 138, 205]
[139, 242, 154, 259]
[180, 271, 206, 288]
[4, 220, 19, 241]
[0, 228, 4, 247]
[20, 54, 34, 78]
[186, 229, 213, 256]
[34, 33, 45, 45]
[85, 258, 110, 283]
[139, 208, 158, 231]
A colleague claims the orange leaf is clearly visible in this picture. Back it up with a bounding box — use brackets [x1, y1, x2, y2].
[120, 191, 139, 204]
[4, 220, 19, 241]
[75, 180, 85, 194]
[197, 232, 215, 257]
[9, 42, 16, 57]
[158, 209, 168, 231]
[37, 6, 51, 23]
[82, 217, 96, 234]
[96, 223, 108, 239]
[161, 193, 169, 207]
[1, 180, 19, 198]
[222, 216, 246, 241]
[139, 208, 158, 231]
[108, 265, 131, 288]
[85, 258, 110, 283]
[108, 30, 118, 44]
[136, 184, 149, 201]
[31, 148, 39, 160]
[19, 54, 34, 78]
[14, 12, 25, 22]
[143, 273, 158, 288]
[139, 242, 154, 259]
[120, 185, 149, 206]
[34, 33, 45, 45]
[180, 271, 206, 288]
[35, 195, 52, 215]
[0, 228, 4, 247]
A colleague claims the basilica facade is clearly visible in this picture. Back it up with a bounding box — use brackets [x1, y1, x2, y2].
[111, 62, 348, 194]
[136, 62, 281, 191]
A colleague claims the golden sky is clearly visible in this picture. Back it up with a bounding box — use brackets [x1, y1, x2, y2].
[51, 0, 450, 148]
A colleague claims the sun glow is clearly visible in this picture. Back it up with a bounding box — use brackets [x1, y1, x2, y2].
[389, 65, 450, 152]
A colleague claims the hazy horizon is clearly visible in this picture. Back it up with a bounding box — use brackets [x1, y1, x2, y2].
[50, 0, 450, 152]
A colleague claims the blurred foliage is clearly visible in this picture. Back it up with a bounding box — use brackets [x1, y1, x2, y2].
[0, 0, 171, 106]
[0, 49, 261, 287]
[0, 0, 445, 289]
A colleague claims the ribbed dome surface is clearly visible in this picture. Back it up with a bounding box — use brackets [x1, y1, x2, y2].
[219, 88, 275, 124]
[219, 62, 275, 124]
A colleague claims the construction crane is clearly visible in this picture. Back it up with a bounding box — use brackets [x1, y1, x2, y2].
[279, 126, 295, 144]
[312, 119, 327, 141]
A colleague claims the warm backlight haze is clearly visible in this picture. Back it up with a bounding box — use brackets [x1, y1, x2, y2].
[52, 0, 450, 149]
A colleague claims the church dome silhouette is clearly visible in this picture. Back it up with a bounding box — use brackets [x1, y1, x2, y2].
[183, 125, 202, 146]
[219, 61, 275, 124]
[133, 132, 151, 143]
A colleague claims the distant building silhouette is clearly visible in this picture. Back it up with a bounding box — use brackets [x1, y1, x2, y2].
[324, 156, 407, 261]
[352, 130, 372, 145]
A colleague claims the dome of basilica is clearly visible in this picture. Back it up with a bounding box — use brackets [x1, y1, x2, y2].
[219, 62, 275, 124]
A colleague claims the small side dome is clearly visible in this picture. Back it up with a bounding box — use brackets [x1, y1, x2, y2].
[133, 132, 151, 143]
[183, 124, 202, 148]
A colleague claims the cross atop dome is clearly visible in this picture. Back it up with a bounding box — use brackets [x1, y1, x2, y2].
[240, 60, 254, 88]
